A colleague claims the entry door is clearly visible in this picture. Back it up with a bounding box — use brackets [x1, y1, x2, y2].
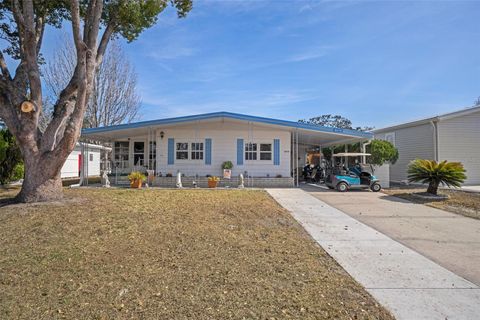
[133, 141, 145, 166]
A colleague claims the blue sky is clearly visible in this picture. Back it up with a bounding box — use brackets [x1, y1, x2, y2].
[47, 0, 480, 128]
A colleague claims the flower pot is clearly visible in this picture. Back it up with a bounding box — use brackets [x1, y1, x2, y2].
[130, 179, 142, 189]
[208, 180, 218, 188]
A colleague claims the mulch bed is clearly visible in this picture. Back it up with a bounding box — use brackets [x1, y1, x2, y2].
[383, 186, 480, 220]
[0, 188, 393, 319]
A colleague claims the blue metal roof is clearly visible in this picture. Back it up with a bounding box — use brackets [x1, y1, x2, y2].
[82, 111, 372, 138]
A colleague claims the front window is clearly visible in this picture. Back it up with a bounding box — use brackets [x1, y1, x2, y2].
[191, 142, 204, 160]
[176, 142, 189, 160]
[260, 143, 272, 160]
[245, 142, 272, 161]
[245, 143, 257, 160]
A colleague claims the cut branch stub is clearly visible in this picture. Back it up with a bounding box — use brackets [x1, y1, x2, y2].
[20, 100, 36, 113]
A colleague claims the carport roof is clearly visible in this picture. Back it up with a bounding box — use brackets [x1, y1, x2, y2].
[82, 111, 372, 146]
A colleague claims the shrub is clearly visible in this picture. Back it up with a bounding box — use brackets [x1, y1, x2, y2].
[367, 140, 399, 166]
[407, 159, 466, 195]
[128, 171, 146, 182]
[0, 129, 23, 185]
[12, 163, 24, 181]
[222, 161, 233, 170]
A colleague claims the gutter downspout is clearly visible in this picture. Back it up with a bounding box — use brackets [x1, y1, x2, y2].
[362, 139, 372, 163]
[430, 120, 439, 161]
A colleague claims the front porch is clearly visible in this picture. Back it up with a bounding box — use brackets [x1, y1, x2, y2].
[111, 174, 294, 188]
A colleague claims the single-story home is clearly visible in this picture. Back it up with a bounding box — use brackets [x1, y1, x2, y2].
[82, 111, 372, 187]
[61, 142, 110, 179]
[373, 105, 480, 185]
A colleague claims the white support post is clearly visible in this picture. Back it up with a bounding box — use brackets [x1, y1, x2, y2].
[295, 130, 299, 187]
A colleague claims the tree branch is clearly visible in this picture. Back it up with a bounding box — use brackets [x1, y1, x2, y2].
[70, 0, 84, 53]
[0, 52, 12, 81]
[96, 23, 114, 66]
[21, 0, 42, 109]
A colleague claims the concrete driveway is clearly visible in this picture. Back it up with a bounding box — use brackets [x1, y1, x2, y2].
[302, 184, 480, 286]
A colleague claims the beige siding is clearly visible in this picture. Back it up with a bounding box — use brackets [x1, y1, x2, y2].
[114, 121, 292, 178]
[438, 111, 480, 185]
[375, 123, 435, 182]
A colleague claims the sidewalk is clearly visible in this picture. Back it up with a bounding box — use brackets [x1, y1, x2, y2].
[267, 188, 480, 320]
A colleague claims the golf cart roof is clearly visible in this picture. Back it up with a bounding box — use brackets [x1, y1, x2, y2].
[332, 152, 371, 157]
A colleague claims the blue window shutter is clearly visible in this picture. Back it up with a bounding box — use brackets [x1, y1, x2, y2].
[167, 138, 174, 165]
[237, 138, 244, 165]
[205, 138, 212, 165]
[274, 139, 280, 166]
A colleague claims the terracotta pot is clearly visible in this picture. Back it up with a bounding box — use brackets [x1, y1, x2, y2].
[208, 180, 218, 188]
[130, 179, 142, 188]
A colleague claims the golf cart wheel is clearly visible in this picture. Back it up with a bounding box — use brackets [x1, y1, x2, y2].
[336, 182, 348, 192]
[370, 183, 381, 192]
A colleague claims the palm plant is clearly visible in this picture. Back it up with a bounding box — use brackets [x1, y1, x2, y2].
[407, 159, 466, 195]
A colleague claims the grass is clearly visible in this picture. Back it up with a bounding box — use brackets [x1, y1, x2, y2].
[0, 187, 393, 319]
[383, 186, 480, 220]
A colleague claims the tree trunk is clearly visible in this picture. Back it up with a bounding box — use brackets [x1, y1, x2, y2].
[427, 180, 439, 195]
[16, 154, 66, 203]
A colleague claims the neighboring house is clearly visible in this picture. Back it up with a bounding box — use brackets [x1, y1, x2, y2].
[61, 143, 110, 179]
[82, 111, 372, 187]
[374, 105, 480, 185]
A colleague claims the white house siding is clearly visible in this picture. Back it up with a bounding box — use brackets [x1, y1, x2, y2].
[375, 123, 435, 182]
[113, 121, 292, 178]
[60, 145, 101, 178]
[438, 110, 480, 185]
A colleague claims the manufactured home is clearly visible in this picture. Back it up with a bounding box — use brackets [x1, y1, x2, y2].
[61, 143, 110, 179]
[82, 112, 372, 187]
[374, 105, 480, 185]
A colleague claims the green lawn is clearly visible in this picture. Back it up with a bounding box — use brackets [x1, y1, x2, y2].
[0, 188, 393, 319]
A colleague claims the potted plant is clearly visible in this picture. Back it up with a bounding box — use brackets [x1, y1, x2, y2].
[222, 161, 233, 179]
[128, 171, 146, 189]
[208, 176, 220, 188]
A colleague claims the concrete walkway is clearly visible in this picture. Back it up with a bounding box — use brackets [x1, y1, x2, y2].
[303, 184, 480, 286]
[267, 188, 480, 320]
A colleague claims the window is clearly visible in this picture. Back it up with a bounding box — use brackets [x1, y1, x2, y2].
[176, 142, 189, 160]
[89, 153, 94, 162]
[133, 141, 145, 166]
[384, 132, 396, 147]
[191, 142, 204, 160]
[176, 142, 204, 160]
[260, 143, 272, 160]
[114, 141, 129, 168]
[245, 143, 257, 160]
[245, 142, 273, 161]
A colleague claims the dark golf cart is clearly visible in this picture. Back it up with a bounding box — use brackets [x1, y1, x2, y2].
[325, 153, 381, 192]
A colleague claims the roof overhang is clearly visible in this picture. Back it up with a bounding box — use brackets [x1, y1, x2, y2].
[82, 111, 372, 147]
[374, 105, 480, 133]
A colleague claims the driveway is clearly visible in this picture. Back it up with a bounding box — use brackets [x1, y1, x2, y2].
[302, 184, 480, 286]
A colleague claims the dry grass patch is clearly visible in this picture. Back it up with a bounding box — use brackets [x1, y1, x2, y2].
[0, 188, 393, 319]
[383, 186, 480, 220]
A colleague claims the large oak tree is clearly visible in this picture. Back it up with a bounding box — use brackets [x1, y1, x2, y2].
[0, 0, 192, 202]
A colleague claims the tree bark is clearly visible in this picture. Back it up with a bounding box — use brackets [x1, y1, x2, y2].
[15, 153, 64, 202]
[427, 180, 439, 195]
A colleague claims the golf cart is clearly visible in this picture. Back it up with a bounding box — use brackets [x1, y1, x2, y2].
[325, 152, 381, 192]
